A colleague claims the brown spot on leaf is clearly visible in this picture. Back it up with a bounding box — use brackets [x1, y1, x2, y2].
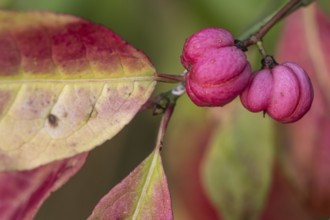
[48, 114, 59, 127]
[70, 142, 77, 148]
[62, 111, 68, 118]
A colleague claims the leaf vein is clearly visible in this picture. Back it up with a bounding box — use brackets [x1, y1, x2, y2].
[0, 76, 156, 84]
[0, 84, 22, 123]
[132, 151, 159, 220]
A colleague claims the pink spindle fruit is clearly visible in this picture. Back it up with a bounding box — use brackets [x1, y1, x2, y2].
[240, 61, 313, 123]
[182, 28, 252, 107]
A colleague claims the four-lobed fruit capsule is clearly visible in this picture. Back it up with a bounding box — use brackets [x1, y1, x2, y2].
[240, 61, 313, 123]
[182, 28, 252, 107]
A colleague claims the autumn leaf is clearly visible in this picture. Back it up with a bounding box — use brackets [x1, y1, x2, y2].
[88, 149, 172, 220]
[0, 10, 156, 171]
[276, 3, 330, 214]
[201, 102, 275, 220]
[0, 152, 88, 220]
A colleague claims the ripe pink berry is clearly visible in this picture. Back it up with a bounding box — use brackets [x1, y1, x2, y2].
[240, 61, 313, 123]
[182, 28, 252, 106]
[181, 28, 234, 68]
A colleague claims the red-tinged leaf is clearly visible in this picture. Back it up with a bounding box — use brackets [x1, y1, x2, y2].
[201, 102, 275, 220]
[88, 149, 172, 220]
[0, 153, 88, 220]
[276, 3, 330, 214]
[261, 167, 314, 220]
[0, 11, 156, 171]
[165, 99, 218, 220]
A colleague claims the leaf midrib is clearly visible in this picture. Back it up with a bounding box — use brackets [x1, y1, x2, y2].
[132, 150, 160, 220]
[0, 76, 156, 84]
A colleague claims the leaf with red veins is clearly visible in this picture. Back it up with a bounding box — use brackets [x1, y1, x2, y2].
[0, 11, 156, 171]
[0, 152, 88, 220]
[88, 149, 172, 220]
[276, 3, 330, 214]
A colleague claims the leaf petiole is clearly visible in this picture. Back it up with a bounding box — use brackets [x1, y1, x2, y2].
[155, 73, 185, 83]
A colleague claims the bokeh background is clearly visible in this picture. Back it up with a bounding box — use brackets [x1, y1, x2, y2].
[0, 0, 304, 219]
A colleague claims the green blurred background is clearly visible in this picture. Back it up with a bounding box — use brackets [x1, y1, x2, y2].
[0, 0, 286, 219]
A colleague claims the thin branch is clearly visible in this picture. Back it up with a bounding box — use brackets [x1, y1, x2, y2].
[154, 102, 175, 152]
[238, 0, 314, 49]
[250, 0, 300, 43]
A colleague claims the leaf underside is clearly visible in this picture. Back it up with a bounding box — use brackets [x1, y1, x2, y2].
[0, 11, 156, 171]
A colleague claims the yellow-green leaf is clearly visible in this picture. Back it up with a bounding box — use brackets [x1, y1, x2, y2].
[202, 102, 275, 220]
[0, 10, 156, 171]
